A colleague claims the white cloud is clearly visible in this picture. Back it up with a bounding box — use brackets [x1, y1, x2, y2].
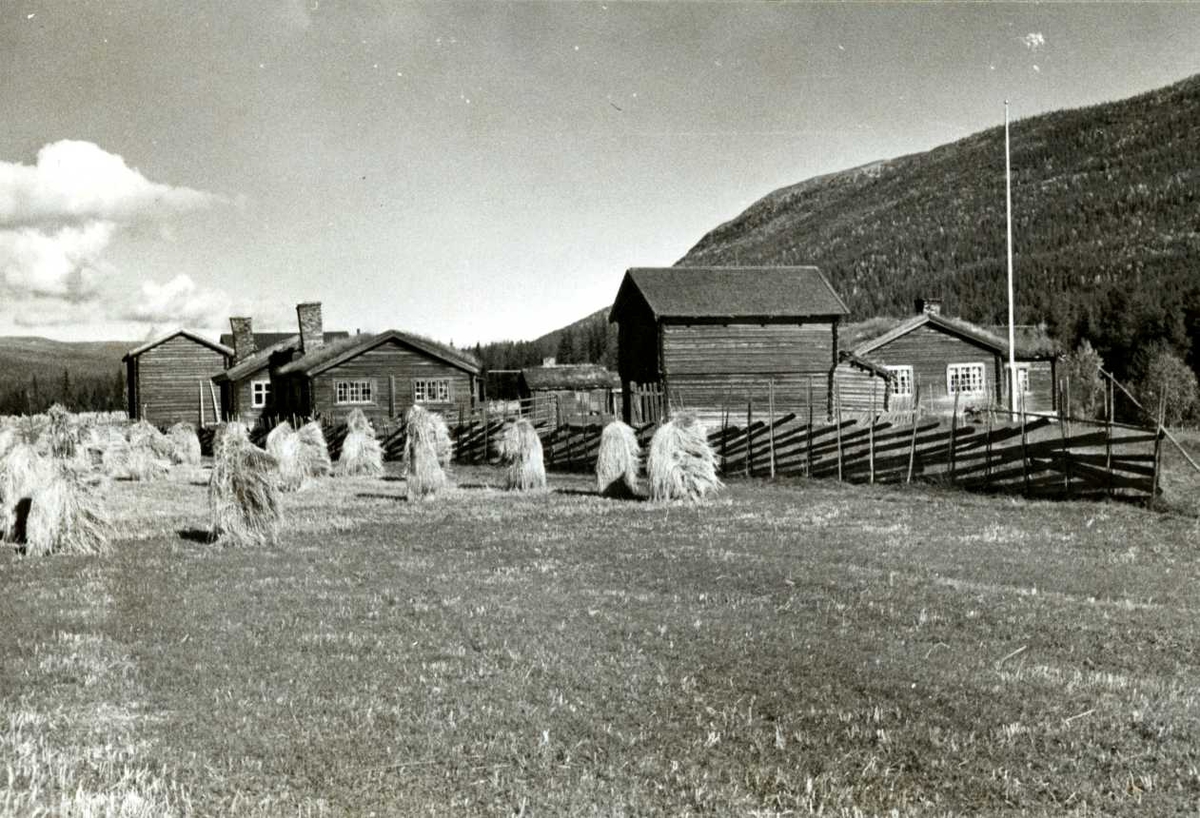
[0, 140, 228, 331]
[123, 273, 232, 329]
[1023, 32, 1045, 51]
[0, 140, 221, 229]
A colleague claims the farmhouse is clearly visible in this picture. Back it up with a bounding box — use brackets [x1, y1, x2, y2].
[211, 307, 349, 427]
[270, 324, 482, 427]
[608, 266, 850, 422]
[122, 329, 232, 426]
[832, 352, 898, 414]
[518, 361, 619, 423]
[851, 299, 1060, 416]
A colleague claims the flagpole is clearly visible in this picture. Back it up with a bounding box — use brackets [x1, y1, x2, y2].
[1005, 100, 1018, 415]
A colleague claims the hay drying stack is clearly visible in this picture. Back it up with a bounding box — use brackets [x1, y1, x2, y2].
[336, 408, 384, 477]
[297, 421, 332, 478]
[646, 412, 722, 502]
[0, 443, 110, 555]
[267, 420, 332, 492]
[167, 422, 202, 466]
[596, 420, 641, 498]
[499, 418, 546, 492]
[119, 420, 172, 481]
[208, 423, 281, 547]
[403, 405, 449, 499]
[46, 404, 78, 459]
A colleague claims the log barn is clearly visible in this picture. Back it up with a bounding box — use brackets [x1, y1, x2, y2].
[608, 266, 850, 423]
[272, 326, 481, 427]
[211, 307, 348, 427]
[122, 329, 232, 426]
[832, 352, 897, 414]
[851, 299, 1060, 416]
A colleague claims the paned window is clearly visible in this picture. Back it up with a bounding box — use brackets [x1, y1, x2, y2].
[335, 380, 374, 404]
[946, 362, 987, 396]
[413, 378, 451, 403]
[885, 365, 914, 396]
[1005, 363, 1030, 394]
[251, 379, 271, 408]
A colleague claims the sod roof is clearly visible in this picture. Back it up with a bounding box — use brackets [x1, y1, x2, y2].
[609, 266, 849, 322]
[275, 330, 480, 377]
[520, 364, 620, 391]
[850, 313, 1061, 360]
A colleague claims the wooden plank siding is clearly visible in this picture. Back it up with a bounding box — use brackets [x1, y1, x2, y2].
[660, 322, 836, 416]
[832, 362, 891, 413]
[308, 338, 475, 426]
[230, 375, 276, 426]
[128, 335, 229, 426]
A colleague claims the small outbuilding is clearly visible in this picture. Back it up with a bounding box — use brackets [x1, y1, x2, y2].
[832, 352, 897, 414]
[608, 266, 850, 423]
[122, 329, 232, 426]
[518, 362, 619, 423]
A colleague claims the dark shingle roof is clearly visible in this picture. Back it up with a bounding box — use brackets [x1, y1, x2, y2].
[275, 330, 480, 377]
[610, 266, 849, 322]
[520, 364, 620, 392]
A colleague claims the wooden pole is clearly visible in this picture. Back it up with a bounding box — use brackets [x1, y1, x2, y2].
[482, 405, 489, 464]
[1058, 382, 1071, 498]
[208, 382, 221, 425]
[949, 390, 960, 484]
[768, 379, 776, 479]
[720, 403, 729, 474]
[985, 395, 993, 486]
[1065, 373, 1072, 438]
[745, 396, 753, 478]
[1020, 390, 1029, 494]
[1151, 385, 1166, 500]
[869, 378, 877, 484]
[1106, 379, 1114, 498]
[907, 380, 920, 484]
[199, 382, 205, 427]
[807, 375, 814, 477]
[1101, 366, 1200, 475]
[835, 384, 844, 482]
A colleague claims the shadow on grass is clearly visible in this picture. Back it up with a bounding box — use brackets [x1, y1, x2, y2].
[381, 476, 405, 483]
[177, 527, 214, 544]
[456, 482, 500, 490]
[355, 493, 407, 502]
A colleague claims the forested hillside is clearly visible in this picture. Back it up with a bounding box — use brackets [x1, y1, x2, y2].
[0, 337, 128, 415]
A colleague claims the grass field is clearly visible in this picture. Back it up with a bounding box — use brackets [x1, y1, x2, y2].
[2, 449, 1200, 816]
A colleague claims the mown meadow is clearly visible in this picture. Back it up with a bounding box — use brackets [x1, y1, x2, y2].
[2, 445, 1199, 816]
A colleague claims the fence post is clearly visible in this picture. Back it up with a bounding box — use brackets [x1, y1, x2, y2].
[1106, 379, 1114, 498]
[807, 376, 814, 477]
[985, 394, 993, 486]
[869, 378, 877, 484]
[907, 380, 920, 484]
[1020, 391, 1029, 494]
[1151, 384, 1167, 500]
[720, 404, 729, 474]
[745, 397, 753, 478]
[948, 390, 960, 484]
[835, 384, 844, 482]
[1065, 373, 1072, 438]
[482, 405, 490, 465]
[768, 379, 776, 479]
[1058, 381, 1071, 498]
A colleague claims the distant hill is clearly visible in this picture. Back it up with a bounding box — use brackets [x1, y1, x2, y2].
[679, 72, 1200, 380]
[481, 72, 1200, 386]
[470, 307, 616, 373]
[0, 336, 129, 414]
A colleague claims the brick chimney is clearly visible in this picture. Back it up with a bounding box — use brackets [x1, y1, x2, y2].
[296, 302, 324, 355]
[915, 298, 943, 317]
[229, 316, 256, 363]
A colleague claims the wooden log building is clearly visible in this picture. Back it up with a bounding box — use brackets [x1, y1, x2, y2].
[851, 299, 1060, 416]
[518, 361, 620, 423]
[608, 266, 850, 423]
[122, 329, 232, 426]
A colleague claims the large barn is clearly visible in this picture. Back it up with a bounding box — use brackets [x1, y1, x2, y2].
[122, 329, 232, 426]
[608, 266, 850, 423]
[851, 300, 1061, 416]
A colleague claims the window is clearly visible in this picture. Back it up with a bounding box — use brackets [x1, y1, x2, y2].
[336, 380, 374, 404]
[1005, 363, 1030, 395]
[946, 362, 987, 396]
[885, 365, 913, 396]
[413, 378, 451, 403]
[251, 379, 271, 408]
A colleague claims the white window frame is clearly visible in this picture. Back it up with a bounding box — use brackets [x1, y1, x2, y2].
[413, 378, 451, 404]
[335, 379, 374, 405]
[885, 365, 914, 396]
[946, 362, 987, 397]
[250, 379, 271, 408]
[1005, 363, 1030, 395]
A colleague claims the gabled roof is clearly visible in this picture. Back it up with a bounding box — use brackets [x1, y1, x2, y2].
[838, 351, 897, 381]
[520, 364, 620, 391]
[218, 330, 348, 349]
[275, 329, 480, 377]
[852, 313, 1059, 359]
[212, 335, 301, 383]
[609, 266, 849, 323]
[122, 329, 232, 362]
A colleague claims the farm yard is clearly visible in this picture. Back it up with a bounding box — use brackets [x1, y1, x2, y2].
[3, 429, 1200, 815]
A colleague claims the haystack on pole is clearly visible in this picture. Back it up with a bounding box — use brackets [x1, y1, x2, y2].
[21, 463, 112, 557]
[266, 420, 294, 461]
[1, 443, 45, 542]
[646, 411, 721, 503]
[596, 420, 640, 498]
[336, 408, 384, 477]
[167, 422, 202, 466]
[499, 418, 546, 492]
[208, 424, 280, 547]
[404, 405, 450, 499]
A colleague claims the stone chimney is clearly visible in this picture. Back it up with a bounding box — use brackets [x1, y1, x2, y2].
[915, 298, 943, 317]
[296, 302, 324, 355]
[229, 316, 256, 363]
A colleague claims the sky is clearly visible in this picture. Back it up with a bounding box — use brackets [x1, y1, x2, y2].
[2, 1, 1199, 347]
